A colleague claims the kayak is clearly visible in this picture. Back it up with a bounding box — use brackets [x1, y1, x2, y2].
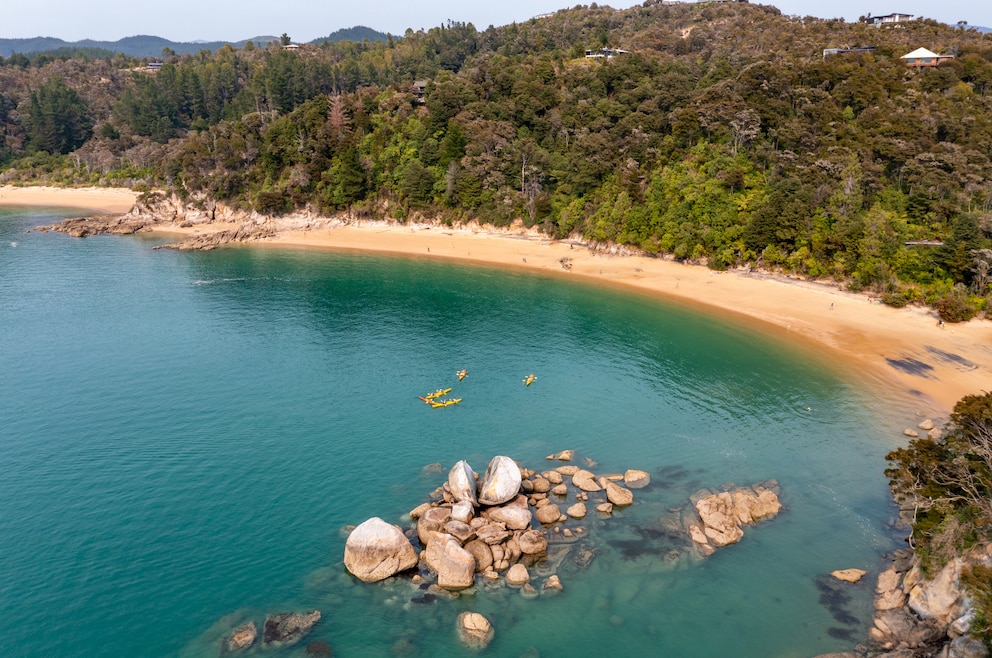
[523, 374, 537, 386]
[456, 369, 467, 381]
[425, 387, 452, 399]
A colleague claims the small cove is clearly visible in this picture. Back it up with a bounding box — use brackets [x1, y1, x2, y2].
[0, 207, 920, 656]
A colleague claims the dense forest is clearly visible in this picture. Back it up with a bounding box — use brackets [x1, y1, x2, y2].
[2, 2, 992, 318]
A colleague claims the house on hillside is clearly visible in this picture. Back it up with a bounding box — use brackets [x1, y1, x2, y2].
[865, 12, 915, 26]
[901, 47, 955, 67]
[282, 43, 300, 51]
[412, 80, 428, 104]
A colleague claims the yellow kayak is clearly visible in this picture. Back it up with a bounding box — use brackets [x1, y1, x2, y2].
[523, 374, 537, 386]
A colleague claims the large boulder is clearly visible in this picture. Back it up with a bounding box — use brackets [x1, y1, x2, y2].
[417, 506, 452, 545]
[448, 460, 478, 505]
[463, 539, 494, 572]
[263, 611, 321, 646]
[908, 559, 966, 625]
[478, 456, 522, 505]
[505, 563, 530, 586]
[344, 517, 418, 583]
[426, 533, 476, 590]
[536, 503, 562, 525]
[488, 505, 532, 530]
[457, 612, 494, 651]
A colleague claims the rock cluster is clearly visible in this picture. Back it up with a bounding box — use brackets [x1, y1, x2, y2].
[681, 481, 782, 556]
[221, 610, 321, 653]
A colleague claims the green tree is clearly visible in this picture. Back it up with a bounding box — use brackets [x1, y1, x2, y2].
[24, 77, 92, 154]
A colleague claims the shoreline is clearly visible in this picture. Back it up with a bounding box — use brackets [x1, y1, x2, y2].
[5, 183, 989, 415]
[0, 185, 138, 214]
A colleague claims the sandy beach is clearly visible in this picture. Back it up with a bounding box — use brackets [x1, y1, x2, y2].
[0, 185, 138, 214]
[4, 183, 988, 415]
[261, 221, 992, 416]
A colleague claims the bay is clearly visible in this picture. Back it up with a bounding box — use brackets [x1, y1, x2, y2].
[0, 207, 915, 656]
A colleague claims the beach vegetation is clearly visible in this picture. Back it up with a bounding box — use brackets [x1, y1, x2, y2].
[1, 3, 992, 316]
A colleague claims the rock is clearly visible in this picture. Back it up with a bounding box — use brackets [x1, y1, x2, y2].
[517, 529, 549, 555]
[451, 501, 474, 524]
[904, 429, 920, 437]
[344, 517, 418, 583]
[596, 502, 613, 515]
[520, 583, 539, 599]
[409, 502, 432, 519]
[928, 428, 943, 440]
[948, 634, 988, 658]
[224, 622, 257, 652]
[546, 450, 574, 461]
[536, 504, 562, 525]
[487, 505, 532, 530]
[695, 493, 745, 547]
[572, 469, 602, 492]
[263, 611, 321, 646]
[305, 640, 333, 657]
[556, 465, 580, 476]
[463, 539, 494, 572]
[624, 469, 651, 489]
[544, 471, 563, 485]
[605, 482, 634, 506]
[426, 533, 477, 590]
[456, 612, 494, 651]
[831, 568, 867, 583]
[448, 460, 478, 505]
[417, 506, 452, 545]
[422, 462, 444, 475]
[478, 456, 523, 506]
[506, 563, 530, 586]
[476, 522, 511, 546]
[551, 484, 568, 496]
[918, 419, 935, 431]
[876, 568, 902, 594]
[543, 574, 563, 591]
[444, 520, 476, 544]
[566, 502, 587, 519]
[908, 558, 965, 625]
[532, 477, 551, 493]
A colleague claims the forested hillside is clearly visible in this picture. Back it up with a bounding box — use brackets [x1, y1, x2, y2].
[2, 2, 992, 317]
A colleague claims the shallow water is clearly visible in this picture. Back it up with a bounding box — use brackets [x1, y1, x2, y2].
[0, 207, 919, 657]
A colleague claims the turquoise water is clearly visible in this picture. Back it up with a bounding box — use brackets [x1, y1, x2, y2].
[0, 207, 919, 657]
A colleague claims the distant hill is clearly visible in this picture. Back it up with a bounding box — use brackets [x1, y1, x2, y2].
[0, 27, 387, 58]
[310, 26, 390, 44]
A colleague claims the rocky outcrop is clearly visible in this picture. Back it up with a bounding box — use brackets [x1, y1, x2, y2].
[448, 460, 478, 505]
[262, 611, 320, 646]
[684, 481, 782, 555]
[153, 225, 274, 251]
[343, 517, 418, 582]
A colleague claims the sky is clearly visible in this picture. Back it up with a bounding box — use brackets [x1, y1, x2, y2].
[2, 1, 989, 43]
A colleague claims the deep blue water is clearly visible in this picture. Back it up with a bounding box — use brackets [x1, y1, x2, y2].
[0, 207, 919, 657]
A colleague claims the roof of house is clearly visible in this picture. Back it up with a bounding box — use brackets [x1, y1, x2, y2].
[901, 47, 939, 59]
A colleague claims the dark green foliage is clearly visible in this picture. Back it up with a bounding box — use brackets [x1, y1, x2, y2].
[23, 77, 92, 154]
[1, 3, 991, 313]
[887, 392, 992, 565]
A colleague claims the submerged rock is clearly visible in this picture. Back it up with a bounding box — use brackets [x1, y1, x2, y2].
[223, 622, 257, 652]
[457, 612, 494, 651]
[623, 469, 651, 489]
[344, 517, 418, 583]
[263, 610, 321, 646]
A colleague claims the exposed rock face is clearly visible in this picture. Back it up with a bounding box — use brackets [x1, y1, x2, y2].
[263, 611, 321, 646]
[448, 460, 478, 505]
[344, 517, 418, 583]
[426, 533, 476, 590]
[478, 456, 523, 505]
[457, 612, 494, 651]
[223, 622, 257, 652]
[686, 482, 782, 553]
